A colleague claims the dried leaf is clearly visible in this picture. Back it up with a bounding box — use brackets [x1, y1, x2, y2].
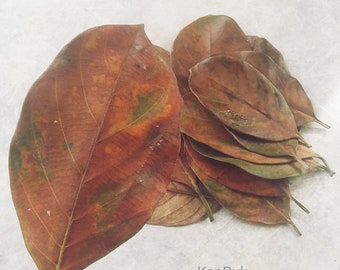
[226, 51, 329, 128]
[186, 151, 297, 229]
[181, 92, 298, 164]
[189, 55, 301, 141]
[188, 137, 322, 179]
[184, 136, 289, 197]
[225, 126, 299, 158]
[148, 180, 221, 226]
[247, 35, 288, 72]
[9, 25, 181, 270]
[148, 154, 220, 226]
[172, 15, 251, 95]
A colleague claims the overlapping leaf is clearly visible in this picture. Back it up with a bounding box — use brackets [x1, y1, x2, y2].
[183, 136, 289, 196]
[184, 139, 299, 231]
[172, 14, 332, 234]
[148, 156, 220, 226]
[225, 51, 329, 128]
[188, 137, 322, 179]
[189, 55, 300, 141]
[172, 15, 251, 95]
[181, 92, 299, 163]
[9, 15, 333, 270]
[172, 14, 327, 128]
[9, 25, 181, 270]
[246, 35, 288, 72]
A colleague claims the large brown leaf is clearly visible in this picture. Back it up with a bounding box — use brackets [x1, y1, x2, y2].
[172, 15, 251, 95]
[189, 55, 301, 141]
[9, 25, 181, 270]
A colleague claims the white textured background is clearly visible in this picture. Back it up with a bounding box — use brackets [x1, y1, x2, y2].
[1, 1, 340, 269]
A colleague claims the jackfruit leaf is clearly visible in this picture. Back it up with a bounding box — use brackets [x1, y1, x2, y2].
[225, 126, 299, 157]
[185, 145, 299, 232]
[172, 14, 251, 95]
[189, 55, 302, 142]
[181, 92, 298, 164]
[184, 136, 289, 197]
[226, 51, 329, 128]
[148, 179, 221, 226]
[188, 137, 324, 179]
[148, 153, 221, 226]
[246, 35, 288, 72]
[9, 25, 181, 270]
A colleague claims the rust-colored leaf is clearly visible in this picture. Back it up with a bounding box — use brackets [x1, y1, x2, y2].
[181, 92, 298, 163]
[9, 25, 181, 270]
[226, 51, 329, 128]
[184, 136, 289, 197]
[189, 55, 301, 141]
[185, 148, 296, 229]
[172, 15, 251, 95]
[188, 137, 325, 179]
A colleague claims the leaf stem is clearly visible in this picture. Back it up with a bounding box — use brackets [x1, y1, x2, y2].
[290, 196, 310, 214]
[314, 118, 331, 129]
[265, 199, 302, 235]
[190, 178, 215, 222]
[315, 156, 335, 176]
[297, 134, 311, 148]
[279, 184, 310, 214]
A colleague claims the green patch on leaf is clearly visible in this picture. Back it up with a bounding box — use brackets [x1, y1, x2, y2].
[132, 88, 165, 122]
[9, 145, 22, 171]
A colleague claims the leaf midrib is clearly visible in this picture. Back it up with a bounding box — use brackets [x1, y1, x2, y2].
[56, 27, 144, 269]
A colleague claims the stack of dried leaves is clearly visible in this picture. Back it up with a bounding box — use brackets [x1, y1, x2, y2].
[9, 15, 334, 270]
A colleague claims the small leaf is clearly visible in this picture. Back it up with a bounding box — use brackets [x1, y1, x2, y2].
[189, 55, 300, 141]
[148, 180, 221, 226]
[247, 35, 288, 72]
[172, 15, 251, 95]
[184, 136, 289, 197]
[9, 25, 181, 270]
[181, 92, 297, 164]
[226, 51, 329, 128]
[225, 126, 299, 158]
[148, 153, 220, 226]
[187, 151, 297, 230]
[188, 137, 322, 179]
